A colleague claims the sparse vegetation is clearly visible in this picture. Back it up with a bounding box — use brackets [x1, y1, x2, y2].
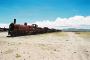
[75, 32, 80, 34]
[75, 32, 90, 38]
[16, 53, 21, 58]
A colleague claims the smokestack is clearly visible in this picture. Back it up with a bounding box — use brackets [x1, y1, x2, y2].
[14, 19, 16, 24]
[24, 22, 27, 26]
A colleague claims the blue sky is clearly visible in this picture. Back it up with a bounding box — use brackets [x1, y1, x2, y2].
[0, 0, 90, 23]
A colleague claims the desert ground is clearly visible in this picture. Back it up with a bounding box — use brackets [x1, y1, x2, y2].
[0, 32, 90, 60]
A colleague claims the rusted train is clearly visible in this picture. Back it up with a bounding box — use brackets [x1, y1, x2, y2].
[8, 19, 61, 36]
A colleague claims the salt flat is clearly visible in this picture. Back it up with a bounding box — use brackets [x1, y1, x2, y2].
[0, 32, 90, 60]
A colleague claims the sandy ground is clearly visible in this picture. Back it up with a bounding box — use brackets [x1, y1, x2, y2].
[0, 32, 90, 60]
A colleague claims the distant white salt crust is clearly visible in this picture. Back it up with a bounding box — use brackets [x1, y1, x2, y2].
[0, 24, 9, 28]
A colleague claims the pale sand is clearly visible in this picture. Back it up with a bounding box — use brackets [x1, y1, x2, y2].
[0, 32, 90, 60]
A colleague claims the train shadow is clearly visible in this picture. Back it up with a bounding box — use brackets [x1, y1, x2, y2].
[6, 33, 40, 37]
[6, 31, 61, 37]
[7, 36, 17, 37]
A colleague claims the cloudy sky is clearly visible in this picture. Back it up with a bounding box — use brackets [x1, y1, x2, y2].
[0, 0, 90, 29]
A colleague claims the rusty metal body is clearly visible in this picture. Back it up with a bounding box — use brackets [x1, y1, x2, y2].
[8, 19, 61, 36]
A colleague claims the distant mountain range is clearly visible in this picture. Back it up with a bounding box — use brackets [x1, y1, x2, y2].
[55, 25, 90, 32]
[62, 28, 90, 32]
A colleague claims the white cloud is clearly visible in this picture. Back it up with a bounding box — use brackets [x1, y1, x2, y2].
[34, 16, 90, 29]
[0, 16, 90, 29]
